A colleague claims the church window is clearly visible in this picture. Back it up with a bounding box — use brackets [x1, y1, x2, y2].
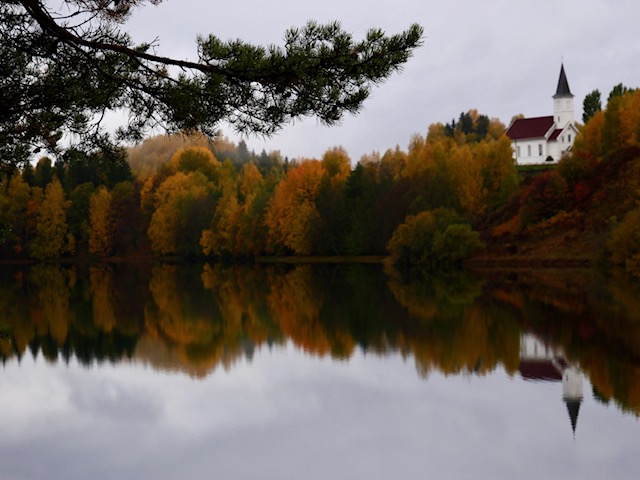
[527, 145, 531, 156]
[561, 136, 565, 143]
[516, 146, 520, 157]
[538, 144, 543, 155]
[568, 134, 572, 142]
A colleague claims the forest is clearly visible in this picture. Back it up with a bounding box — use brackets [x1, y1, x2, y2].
[1, 87, 640, 275]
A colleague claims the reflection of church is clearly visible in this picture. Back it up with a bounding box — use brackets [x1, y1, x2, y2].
[519, 333, 583, 435]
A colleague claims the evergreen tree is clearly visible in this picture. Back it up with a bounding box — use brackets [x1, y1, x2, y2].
[1, 1, 422, 169]
[583, 89, 602, 124]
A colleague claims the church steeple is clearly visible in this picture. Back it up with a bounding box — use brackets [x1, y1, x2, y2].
[565, 398, 582, 436]
[554, 63, 574, 98]
[552, 63, 575, 127]
[562, 365, 583, 437]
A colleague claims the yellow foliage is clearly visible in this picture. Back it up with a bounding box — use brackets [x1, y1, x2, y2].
[449, 143, 486, 216]
[201, 181, 241, 256]
[321, 146, 351, 188]
[266, 266, 330, 356]
[573, 110, 605, 161]
[126, 133, 212, 179]
[30, 179, 70, 259]
[169, 146, 220, 180]
[147, 171, 213, 255]
[90, 267, 116, 332]
[89, 186, 113, 256]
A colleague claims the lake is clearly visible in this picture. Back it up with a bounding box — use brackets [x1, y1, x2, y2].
[1, 262, 639, 479]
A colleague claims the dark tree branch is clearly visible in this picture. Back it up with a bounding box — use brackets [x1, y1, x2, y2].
[1, 0, 423, 169]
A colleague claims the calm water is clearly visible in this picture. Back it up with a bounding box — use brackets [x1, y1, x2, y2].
[1, 262, 639, 479]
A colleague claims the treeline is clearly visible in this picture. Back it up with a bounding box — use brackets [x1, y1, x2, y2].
[2, 89, 640, 271]
[0, 110, 513, 265]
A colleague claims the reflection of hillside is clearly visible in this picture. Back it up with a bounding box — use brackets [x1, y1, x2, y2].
[482, 268, 640, 417]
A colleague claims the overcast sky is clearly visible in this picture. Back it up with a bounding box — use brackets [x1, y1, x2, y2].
[2, 348, 640, 479]
[125, 0, 640, 161]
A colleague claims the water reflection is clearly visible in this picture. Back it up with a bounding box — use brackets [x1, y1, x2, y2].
[1, 262, 640, 418]
[519, 332, 583, 434]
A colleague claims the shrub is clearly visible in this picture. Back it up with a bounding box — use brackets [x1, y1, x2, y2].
[433, 224, 484, 267]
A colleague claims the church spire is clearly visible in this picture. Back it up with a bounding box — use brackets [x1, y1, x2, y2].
[562, 365, 583, 437]
[554, 63, 573, 98]
[565, 397, 582, 436]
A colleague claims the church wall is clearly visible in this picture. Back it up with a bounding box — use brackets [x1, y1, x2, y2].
[512, 138, 555, 165]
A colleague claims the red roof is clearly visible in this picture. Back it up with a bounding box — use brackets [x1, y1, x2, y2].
[506, 116, 555, 140]
[519, 360, 563, 381]
[549, 129, 562, 141]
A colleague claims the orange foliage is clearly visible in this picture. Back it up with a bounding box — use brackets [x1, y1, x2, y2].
[264, 160, 327, 254]
[265, 266, 331, 355]
[573, 110, 605, 161]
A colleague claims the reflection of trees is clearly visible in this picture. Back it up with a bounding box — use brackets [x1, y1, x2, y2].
[201, 263, 282, 347]
[266, 265, 334, 355]
[385, 266, 521, 377]
[90, 266, 116, 332]
[0, 264, 139, 364]
[3, 261, 640, 417]
[144, 263, 231, 377]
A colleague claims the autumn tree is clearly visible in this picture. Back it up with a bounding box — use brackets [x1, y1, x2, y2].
[0, 175, 32, 256]
[201, 173, 242, 258]
[572, 111, 605, 165]
[170, 146, 220, 182]
[2, 0, 422, 169]
[126, 133, 212, 180]
[477, 135, 518, 211]
[315, 147, 352, 254]
[89, 186, 113, 256]
[30, 178, 71, 259]
[147, 171, 215, 256]
[401, 118, 514, 218]
[264, 160, 326, 255]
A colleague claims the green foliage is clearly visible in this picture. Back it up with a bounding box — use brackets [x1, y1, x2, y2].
[33, 157, 54, 188]
[67, 182, 96, 251]
[433, 224, 482, 267]
[387, 208, 478, 269]
[607, 83, 635, 103]
[583, 89, 602, 124]
[444, 110, 492, 143]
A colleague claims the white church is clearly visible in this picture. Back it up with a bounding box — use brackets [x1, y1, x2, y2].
[506, 64, 578, 165]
